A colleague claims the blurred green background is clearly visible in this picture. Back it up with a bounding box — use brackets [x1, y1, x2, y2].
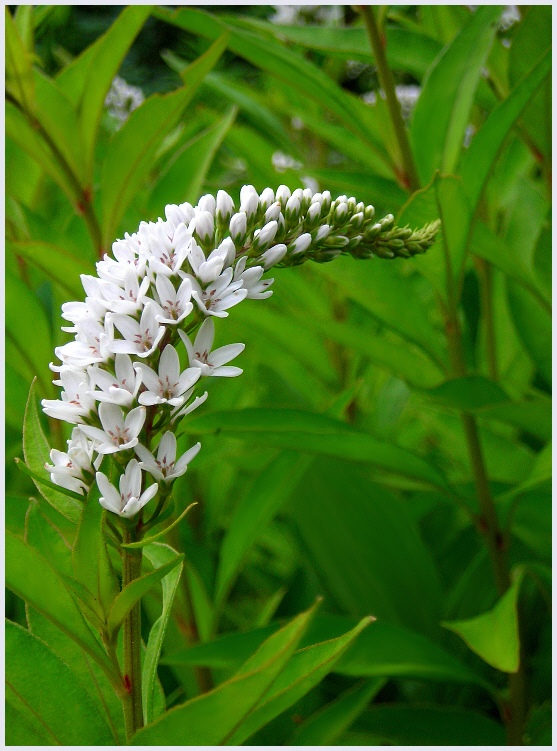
[6, 5, 551, 745]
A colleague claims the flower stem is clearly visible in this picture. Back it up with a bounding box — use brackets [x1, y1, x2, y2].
[121, 528, 144, 741]
[359, 5, 420, 192]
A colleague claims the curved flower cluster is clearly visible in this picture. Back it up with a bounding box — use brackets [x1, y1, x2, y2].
[43, 184, 439, 519]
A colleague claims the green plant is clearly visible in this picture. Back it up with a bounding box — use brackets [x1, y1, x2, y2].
[6, 5, 551, 746]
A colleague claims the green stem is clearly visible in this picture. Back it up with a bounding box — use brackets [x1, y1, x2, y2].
[359, 5, 420, 192]
[475, 257, 499, 381]
[121, 528, 144, 741]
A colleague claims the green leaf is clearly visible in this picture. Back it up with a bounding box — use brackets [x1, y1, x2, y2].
[70, 6, 152, 178]
[8, 240, 91, 299]
[99, 33, 228, 246]
[411, 5, 502, 183]
[7, 274, 52, 396]
[148, 107, 236, 216]
[423, 376, 508, 410]
[215, 451, 312, 610]
[142, 543, 185, 725]
[107, 552, 184, 639]
[460, 47, 551, 209]
[163, 614, 492, 691]
[24, 500, 73, 578]
[227, 617, 373, 745]
[288, 461, 443, 633]
[6, 620, 114, 745]
[289, 678, 384, 746]
[443, 575, 523, 672]
[27, 607, 124, 744]
[507, 279, 551, 386]
[22, 380, 82, 524]
[231, 18, 441, 77]
[5, 531, 115, 679]
[72, 486, 119, 620]
[352, 705, 505, 745]
[122, 502, 197, 549]
[5, 6, 35, 112]
[154, 6, 393, 175]
[131, 601, 321, 745]
[183, 409, 447, 490]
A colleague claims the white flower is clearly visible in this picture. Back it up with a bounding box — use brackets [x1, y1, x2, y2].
[233, 258, 274, 300]
[152, 274, 193, 325]
[80, 403, 146, 454]
[169, 390, 208, 424]
[179, 318, 244, 377]
[135, 432, 201, 482]
[42, 368, 96, 423]
[54, 318, 113, 368]
[87, 354, 141, 407]
[188, 239, 231, 285]
[96, 459, 158, 518]
[45, 428, 95, 494]
[190, 268, 247, 318]
[134, 345, 201, 407]
[109, 302, 166, 358]
[146, 221, 192, 277]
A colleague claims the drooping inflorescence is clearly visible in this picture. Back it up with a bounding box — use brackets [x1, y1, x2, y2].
[42, 185, 440, 521]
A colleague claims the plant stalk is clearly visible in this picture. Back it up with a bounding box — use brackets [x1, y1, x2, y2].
[359, 5, 420, 192]
[474, 257, 499, 381]
[121, 528, 144, 741]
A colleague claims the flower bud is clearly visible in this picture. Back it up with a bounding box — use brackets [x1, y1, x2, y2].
[276, 184, 291, 206]
[314, 224, 331, 243]
[347, 197, 357, 212]
[364, 223, 382, 241]
[290, 232, 312, 255]
[253, 220, 278, 250]
[264, 201, 282, 223]
[229, 212, 248, 244]
[325, 234, 350, 248]
[355, 202, 365, 214]
[364, 205, 376, 221]
[334, 202, 348, 224]
[217, 237, 236, 268]
[216, 190, 234, 223]
[198, 194, 216, 215]
[165, 204, 185, 229]
[285, 195, 301, 223]
[178, 202, 195, 225]
[304, 202, 322, 230]
[260, 243, 287, 269]
[311, 192, 323, 205]
[321, 191, 332, 216]
[380, 214, 395, 231]
[259, 187, 275, 211]
[194, 210, 214, 243]
[240, 185, 259, 218]
[349, 212, 364, 230]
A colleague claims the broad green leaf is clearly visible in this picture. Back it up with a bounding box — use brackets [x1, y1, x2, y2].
[154, 7, 394, 175]
[227, 617, 373, 745]
[288, 461, 443, 633]
[148, 107, 236, 216]
[311, 255, 448, 371]
[184, 408, 446, 489]
[443, 575, 523, 672]
[6, 101, 76, 201]
[131, 602, 319, 745]
[460, 47, 551, 209]
[231, 18, 441, 77]
[6, 494, 30, 537]
[476, 400, 551, 443]
[22, 380, 82, 524]
[73, 486, 119, 620]
[74, 6, 152, 178]
[100, 33, 228, 246]
[6, 366, 32, 430]
[5, 7, 35, 112]
[5, 531, 115, 680]
[25, 500, 73, 578]
[8, 240, 91, 299]
[423, 376, 508, 410]
[7, 274, 52, 395]
[33, 70, 87, 185]
[289, 678, 384, 746]
[27, 607, 124, 744]
[352, 705, 505, 745]
[6, 620, 114, 745]
[507, 280, 551, 386]
[6, 699, 52, 746]
[14, 5, 34, 51]
[411, 5, 502, 183]
[163, 614, 492, 690]
[215, 452, 312, 609]
[107, 552, 184, 638]
[142, 543, 185, 725]
[508, 6, 551, 160]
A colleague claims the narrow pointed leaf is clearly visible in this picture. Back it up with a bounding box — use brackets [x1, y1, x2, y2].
[107, 552, 184, 638]
[122, 502, 197, 549]
[8, 240, 91, 299]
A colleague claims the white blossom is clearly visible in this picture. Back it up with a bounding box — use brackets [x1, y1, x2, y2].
[96, 459, 157, 518]
[179, 318, 244, 377]
[134, 345, 201, 407]
[80, 403, 146, 454]
[109, 302, 166, 358]
[135, 432, 201, 483]
[87, 354, 141, 407]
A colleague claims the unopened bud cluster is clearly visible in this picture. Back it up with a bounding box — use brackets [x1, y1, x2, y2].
[42, 184, 439, 524]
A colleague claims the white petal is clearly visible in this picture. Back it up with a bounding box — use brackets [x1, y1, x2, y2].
[209, 343, 245, 367]
[212, 366, 243, 378]
[157, 432, 177, 464]
[124, 406, 146, 438]
[138, 483, 159, 509]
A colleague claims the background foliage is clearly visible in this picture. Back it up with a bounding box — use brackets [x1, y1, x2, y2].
[6, 4, 551, 745]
